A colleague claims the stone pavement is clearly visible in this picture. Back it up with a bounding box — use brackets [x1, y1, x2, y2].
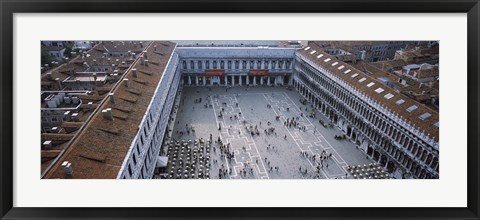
[169, 85, 373, 179]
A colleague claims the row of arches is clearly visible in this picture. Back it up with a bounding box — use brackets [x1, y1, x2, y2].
[181, 59, 293, 71]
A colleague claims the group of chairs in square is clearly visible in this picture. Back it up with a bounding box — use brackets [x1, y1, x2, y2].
[165, 138, 211, 179]
[347, 163, 392, 179]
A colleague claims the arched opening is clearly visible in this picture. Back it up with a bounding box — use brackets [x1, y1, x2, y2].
[367, 146, 374, 156]
[373, 151, 380, 162]
[380, 155, 388, 166]
[386, 161, 396, 173]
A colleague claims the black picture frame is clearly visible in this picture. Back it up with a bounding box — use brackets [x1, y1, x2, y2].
[1, 0, 479, 219]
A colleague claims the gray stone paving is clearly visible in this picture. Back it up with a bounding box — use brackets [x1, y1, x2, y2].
[169, 85, 374, 179]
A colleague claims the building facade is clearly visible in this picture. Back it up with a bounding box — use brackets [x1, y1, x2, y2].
[293, 47, 439, 179]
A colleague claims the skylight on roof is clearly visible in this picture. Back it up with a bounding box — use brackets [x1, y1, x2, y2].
[396, 99, 405, 105]
[304, 47, 310, 51]
[406, 105, 418, 112]
[374, 88, 385, 93]
[419, 112, 432, 120]
[310, 50, 316, 54]
[358, 77, 367, 83]
[332, 62, 338, 66]
[367, 82, 375, 87]
[434, 121, 439, 128]
[344, 69, 351, 74]
[351, 73, 359, 78]
[384, 93, 394, 99]
[317, 54, 324, 58]
[324, 58, 331, 62]
[338, 65, 345, 70]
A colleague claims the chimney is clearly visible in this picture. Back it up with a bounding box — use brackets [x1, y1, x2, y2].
[55, 78, 62, 90]
[124, 78, 129, 87]
[63, 96, 71, 104]
[112, 73, 119, 82]
[143, 51, 148, 59]
[43, 140, 52, 149]
[92, 72, 97, 82]
[154, 45, 157, 51]
[93, 59, 97, 65]
[46, 72, 52, 80]
[132, 69, 137, 77]
[140, 41, 143, 48]
[63, 111, 71, 121]
[51, 127, 59, 133]
[102, 108, 113, 120]
[109, 93, 115, 104]
[62, 161, 73, 176]
[144, 60, 149, 66]
[71, 113, 79, 121]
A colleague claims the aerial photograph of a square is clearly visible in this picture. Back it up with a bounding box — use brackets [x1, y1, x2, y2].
[40, 40, 439, 179]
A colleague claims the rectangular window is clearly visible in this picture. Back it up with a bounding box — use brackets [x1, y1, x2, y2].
[128, 164, 133, 176]
[351, 73, 359, 78]
[406, 105, 418, 112]
[358, 77, 367, 83]
[396, 99, 405, 105]
[419, 113, 432, 120]
[367, 82, 375, 87]
[374, 88, 384, 93]
[384, 93, 394, 99]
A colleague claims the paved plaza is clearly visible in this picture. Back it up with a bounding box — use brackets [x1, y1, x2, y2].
[167, 85, 374, 179]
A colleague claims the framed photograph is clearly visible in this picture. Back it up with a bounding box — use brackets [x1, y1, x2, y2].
[1, 0, 479, 219]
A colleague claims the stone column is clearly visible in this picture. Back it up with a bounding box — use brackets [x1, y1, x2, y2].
[239, 75, 242, 85]
[260, 77, 264, 85]
[224, 76, 227, 86]
[195, 76, 199, 86]
[267, 77, 271, 86]
[253, 76, 257, 86]
[246, 76, 250, 85]
[203, 76, 206, 86]
[231, 75, 234, 86]
[210, 77, 214, 86]
[188, 76, 192, 85]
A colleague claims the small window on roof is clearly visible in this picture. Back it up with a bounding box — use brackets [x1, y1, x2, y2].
[434, 121, 439, 128]
[344, 69, 351, 74]
[332, 62, 338, 66]
[367, 82, 375, 87]
[351, 73, 359, 78]
[396, 99, 405, 105]
[317, 54, 324, 58]
[358, 77, 367, 83]
[324, 58, 331, 62]
[374, 88, 384, 93]
[406, 105, 418, 112]
[304, 47, 310, 51]
[384, 93, 394, 99]
[419, 112, 432, 120]
[338, 65, 345, 70]
[310, 50, 316, 54]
